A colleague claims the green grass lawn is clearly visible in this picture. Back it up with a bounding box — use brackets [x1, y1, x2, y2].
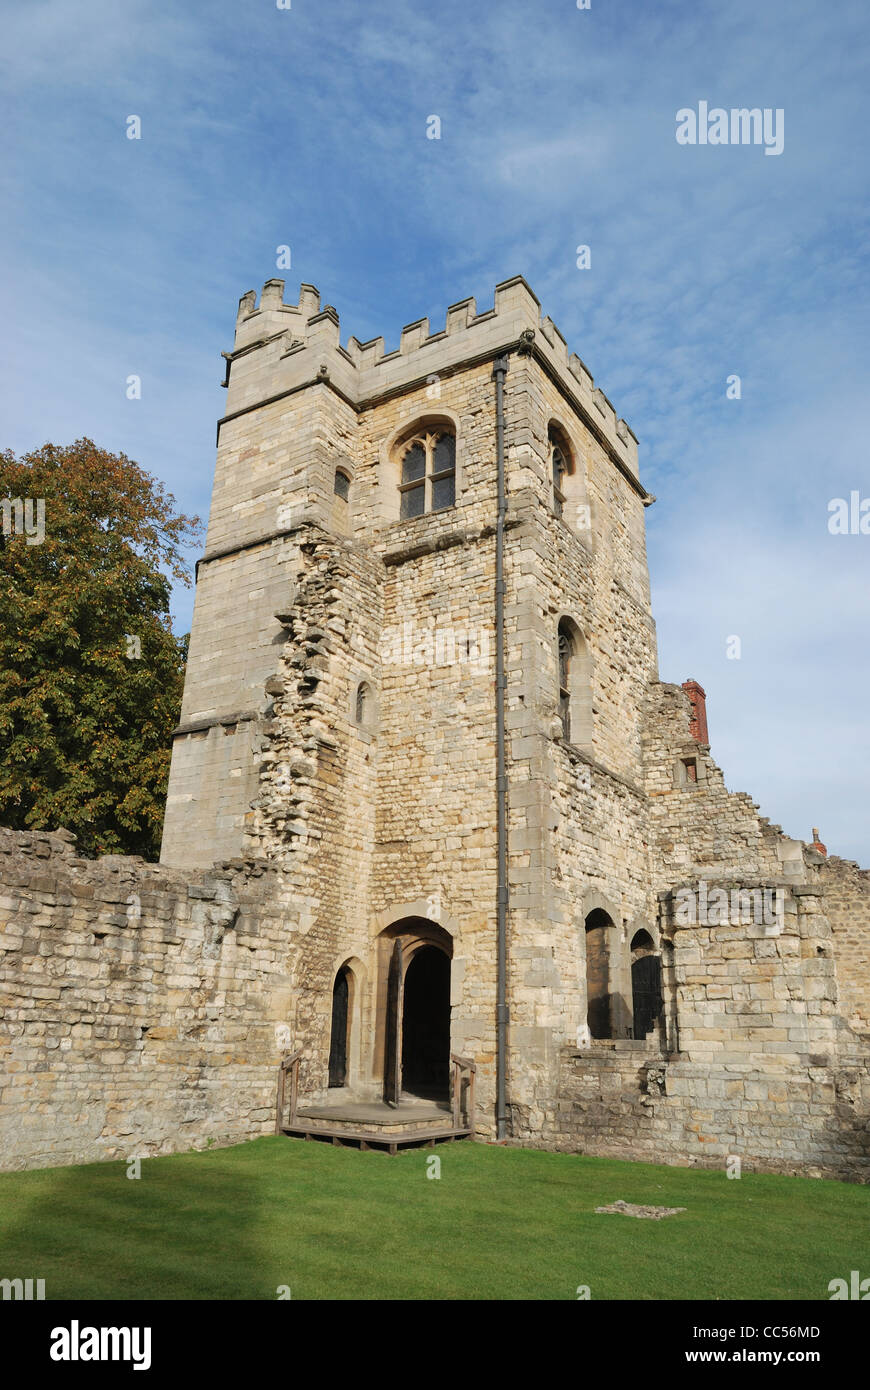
[0, 1137, 866, 1300]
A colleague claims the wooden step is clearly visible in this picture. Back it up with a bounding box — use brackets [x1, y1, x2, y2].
[281, 1123, 473, 1154]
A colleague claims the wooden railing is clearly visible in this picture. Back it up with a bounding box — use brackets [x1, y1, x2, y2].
[275, 1050, 301, 1134]
[450, 1053, 476, 1136]
[277, 1049, 475, 1138]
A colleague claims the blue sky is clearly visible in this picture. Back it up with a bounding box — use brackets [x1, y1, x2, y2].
[2, 0, 868, 859]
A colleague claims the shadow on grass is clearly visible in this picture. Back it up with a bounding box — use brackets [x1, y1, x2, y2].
[0, 1141, 276, 1301]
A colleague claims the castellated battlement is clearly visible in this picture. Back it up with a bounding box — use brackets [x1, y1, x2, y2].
[225, 275, 639, 478]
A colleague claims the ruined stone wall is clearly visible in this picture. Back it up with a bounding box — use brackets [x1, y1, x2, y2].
[0, 829, 296, 1171]
[642, 681, 804, 890]
[662, 882, 841, 1060]
[818, 855, 870, 1035]
[245, 530, 383, 1097]
[162, 369, 358, 870]
[548, 1042, 870, 1181]
[538, 889, 870, 1181]
[557, 677, 870, 1180]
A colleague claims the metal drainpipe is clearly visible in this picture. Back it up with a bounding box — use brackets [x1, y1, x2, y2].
[493, 354, 510, 1140]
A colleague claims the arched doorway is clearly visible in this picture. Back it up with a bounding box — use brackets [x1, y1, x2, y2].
[328, 965, 352, 1088]
[401, 946, 450, 1100]
[630, 930, 663, 1041]
[379, 920, 452, 1106]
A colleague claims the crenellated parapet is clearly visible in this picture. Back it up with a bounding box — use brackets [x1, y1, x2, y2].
[224, 275, 640, 478]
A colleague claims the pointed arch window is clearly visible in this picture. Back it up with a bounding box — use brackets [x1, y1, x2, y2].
[558, 621, 574, 740]
[551, 445, 566, 517]
[355, 680, 372, 727]
[556, 617, 593, 748]
[399, 430, 456, 519]
[548, 424, 575, 521]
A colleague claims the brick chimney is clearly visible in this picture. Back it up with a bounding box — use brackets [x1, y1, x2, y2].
[681, 679, 709, 745]
[811, 827, 827, 857]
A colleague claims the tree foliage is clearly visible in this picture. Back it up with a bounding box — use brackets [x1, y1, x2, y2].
[0, 439, 202, 857]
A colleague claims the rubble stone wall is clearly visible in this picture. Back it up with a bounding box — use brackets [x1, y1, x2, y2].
[0, 829, 295, 1172]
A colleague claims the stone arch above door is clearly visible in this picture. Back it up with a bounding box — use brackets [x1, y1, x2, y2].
[372, 899, 458, 943]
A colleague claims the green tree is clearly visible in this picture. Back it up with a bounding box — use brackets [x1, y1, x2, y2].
[0, 439, 202, 857]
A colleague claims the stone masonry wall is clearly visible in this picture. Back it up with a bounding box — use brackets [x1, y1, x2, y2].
[642, 681, 796, 889]
[0, 828, 296, 1171]
[542, 889, 870, 1181]
[818, 855, 870, 1035]
[549, 1042, 870, 1181]
[566, 675, 870, 1181]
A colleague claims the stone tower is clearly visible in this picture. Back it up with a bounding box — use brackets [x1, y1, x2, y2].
[1, 278, 865, 1177]
[160, 275, 661, 1132]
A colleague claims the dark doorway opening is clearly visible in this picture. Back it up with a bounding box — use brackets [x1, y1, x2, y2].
[585, 909, 613, 1039]
[401, 946, 450, 1101]
[328, 966, 350, 1088]
[630, 932, 662, 1040]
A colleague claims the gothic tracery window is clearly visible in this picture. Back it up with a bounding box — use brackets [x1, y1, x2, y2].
[398, 430, 456, 519]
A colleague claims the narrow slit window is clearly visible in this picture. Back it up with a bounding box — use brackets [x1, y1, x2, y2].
[552, 445, 566, 518]
[355, 681, 373, 727]
[548, 427, 572, 519]
[558, 622, 573, 741]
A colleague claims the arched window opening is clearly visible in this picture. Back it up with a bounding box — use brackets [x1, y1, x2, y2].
[548, 426, 572, 518]
[355, 680, 372, 727]
[558, 620, 574, 741]
[328, 965, 352, 1088]
[398, 429, 456, 519]
[556, 617, 593, 748]
[334, 468, 351, 501]
[585, 909, 614, 1039]
[552, 446, 566, 517]
[547, 422, 593, 536]
[630, 929, 655, 955]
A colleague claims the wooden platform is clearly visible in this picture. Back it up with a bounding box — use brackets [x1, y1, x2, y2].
[275, 1054, 477, 1154]
[281, 1122, 473, 1153]
[281, 1098, 473, 1153]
